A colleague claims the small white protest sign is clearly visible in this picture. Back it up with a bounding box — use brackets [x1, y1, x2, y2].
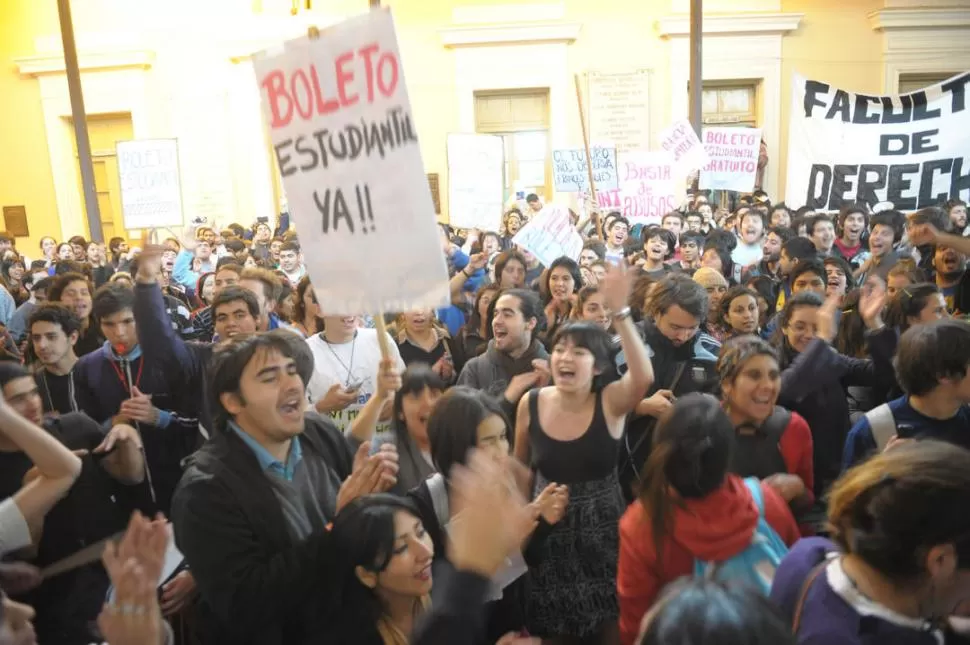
[512, 204, 582, 267]
[552, 145, 618, 192]
[658, 119, 709, 171]
[699, 126, 762, 193]
[116, 139, 184, 230]
[252, 9, 449, 315]
[447, 133, 504, 230]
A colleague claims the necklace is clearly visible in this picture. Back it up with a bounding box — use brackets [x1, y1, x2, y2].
[41, 368, 78, 414]
[322, 330, 357, 386]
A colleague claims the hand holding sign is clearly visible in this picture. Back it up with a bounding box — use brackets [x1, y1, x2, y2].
[253, 9, 449, 315]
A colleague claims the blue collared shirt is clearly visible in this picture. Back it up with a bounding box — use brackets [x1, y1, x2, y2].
[229, 421, 303, 482]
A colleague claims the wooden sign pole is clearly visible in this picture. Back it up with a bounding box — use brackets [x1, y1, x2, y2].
[574, 74, 602, 239]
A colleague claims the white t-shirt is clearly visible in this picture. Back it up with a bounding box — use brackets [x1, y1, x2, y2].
[305, 328, 405, 433]
[0, 496, 31, 557]
[731, 240, 763, 269]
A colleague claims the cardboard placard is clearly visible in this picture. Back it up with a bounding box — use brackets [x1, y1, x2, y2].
[252, 9, 449, 315]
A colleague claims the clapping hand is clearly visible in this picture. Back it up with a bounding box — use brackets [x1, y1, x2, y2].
[336, 442, 400, 512]
[532, 483, 569, 525]
[447, 450, 537, 578]
[98, 512, 168, 645]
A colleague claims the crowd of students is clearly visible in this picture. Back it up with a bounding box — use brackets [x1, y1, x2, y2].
[0, 190, 969, 645]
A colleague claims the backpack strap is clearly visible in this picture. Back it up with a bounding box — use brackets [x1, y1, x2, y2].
[426, 473, 450, 529]
[742, 477, 766, 517]
[865, 403, 897, 453]
[761, 407, 792, 443]
[792, 557, 831, 634]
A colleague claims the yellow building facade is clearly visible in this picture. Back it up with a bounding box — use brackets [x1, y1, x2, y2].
[1, 0, 968, 251]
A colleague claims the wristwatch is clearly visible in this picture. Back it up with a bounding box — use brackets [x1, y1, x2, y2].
[612, 306, 632, 321]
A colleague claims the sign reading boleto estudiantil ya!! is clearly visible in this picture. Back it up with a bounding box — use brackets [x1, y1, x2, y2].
[252, 9, 449, 315]
[786, 72, 970, 211]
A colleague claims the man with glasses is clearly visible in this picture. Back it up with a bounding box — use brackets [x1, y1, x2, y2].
[618, 273, 719, 501]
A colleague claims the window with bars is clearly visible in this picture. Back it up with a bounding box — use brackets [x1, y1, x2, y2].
[474, 89, 551, 202]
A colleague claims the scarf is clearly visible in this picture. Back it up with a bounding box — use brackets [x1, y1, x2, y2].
[493, 337, 544, 380]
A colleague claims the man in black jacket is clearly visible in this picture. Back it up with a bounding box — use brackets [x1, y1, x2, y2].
[171, 330, 399, 645]
[618, 274, 720, 501]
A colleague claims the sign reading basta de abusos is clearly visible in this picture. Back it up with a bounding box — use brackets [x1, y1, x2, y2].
[786, 72, 970, 211]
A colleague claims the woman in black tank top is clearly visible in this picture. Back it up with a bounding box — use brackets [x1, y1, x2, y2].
[514, 264, 654, 644]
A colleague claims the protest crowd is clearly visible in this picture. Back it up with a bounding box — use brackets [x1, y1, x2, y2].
[1, 181, 970, 645]
[2, 8, 970, 645]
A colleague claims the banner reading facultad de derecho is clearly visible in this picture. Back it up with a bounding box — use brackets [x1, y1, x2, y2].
[785, 72, 970, 211]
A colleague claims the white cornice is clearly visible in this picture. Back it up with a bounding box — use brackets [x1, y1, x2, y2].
[16, 50, 154, 77]
[656, 12, 804, 38]
[440, 22, 581, 47]
[868, 8, 970, 31]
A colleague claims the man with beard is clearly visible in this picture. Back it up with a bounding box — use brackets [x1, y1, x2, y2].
[456, 288, 550, 420]
[743, 225, 792, 281]
[908, 217, 970, 315]
[618, 273, 719, 501]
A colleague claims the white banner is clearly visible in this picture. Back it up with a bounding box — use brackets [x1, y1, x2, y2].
[116, 139, 184, 230]
[552, 145, 618, 193]
[786, 73, 970, 211]
[587, 70, 650, 154]
[596, 151, 678, 225]
[253, 9, 449, 315]
[699, 127, 762, 193]
[512, 204, 582, 267]
[447, 133, 504, 230]
[659, 119, 709, 172]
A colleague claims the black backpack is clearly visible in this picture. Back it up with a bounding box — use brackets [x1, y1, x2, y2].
[730, 406, 791, 480]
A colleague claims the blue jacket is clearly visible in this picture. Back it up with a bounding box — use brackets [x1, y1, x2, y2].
[74, 340, 201, 515]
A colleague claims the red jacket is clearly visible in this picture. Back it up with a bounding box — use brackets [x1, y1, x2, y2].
[777, 411, 816, 508]
[617, 475, 799, 645]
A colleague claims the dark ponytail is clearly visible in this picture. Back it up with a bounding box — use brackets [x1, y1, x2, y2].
[638, 394, 734, 575]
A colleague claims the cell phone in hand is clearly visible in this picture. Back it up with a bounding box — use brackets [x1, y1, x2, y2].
[345, 380, 363, 393]
[370, 431, 395, 456]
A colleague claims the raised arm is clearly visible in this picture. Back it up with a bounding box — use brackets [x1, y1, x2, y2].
[134, 250, 203, 378]
[449, 253, 487, 302]
[0, 398, 82, 540]
[910, 223, 970, 256]
[602, 264, 654, 417]
[347, 359, 401, 444]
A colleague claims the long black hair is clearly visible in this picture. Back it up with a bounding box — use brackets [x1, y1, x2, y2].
[640, 394, 734, 574]
[427, 386, 510, 478]
[639, 579, 794, 645]
[326, 494, 430, 641]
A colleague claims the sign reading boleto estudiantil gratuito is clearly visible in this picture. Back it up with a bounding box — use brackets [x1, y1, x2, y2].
[252, 9, 449, 315]
[786, 72, 970, 211]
